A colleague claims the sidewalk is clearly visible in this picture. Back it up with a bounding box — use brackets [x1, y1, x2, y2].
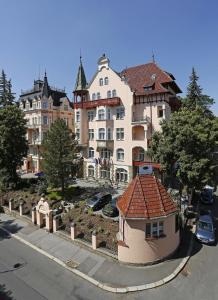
[0, 213, 192, 293]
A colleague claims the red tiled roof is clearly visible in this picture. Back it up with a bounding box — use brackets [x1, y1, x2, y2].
[117, 175, 178, 219]
[120, 63, 182, 95]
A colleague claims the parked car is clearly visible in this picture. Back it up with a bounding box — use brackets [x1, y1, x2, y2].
[195, 210, 216, 244]
[35, 171, 45, 177]
[102, 196, 119, 217]
[86, 192, 111, 211]
[200, 187, 214, 204]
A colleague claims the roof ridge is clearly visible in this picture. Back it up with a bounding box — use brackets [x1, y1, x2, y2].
[155, 176, 165, 215]
[139, 175, 150, 218]
[121, 62, 155, 73]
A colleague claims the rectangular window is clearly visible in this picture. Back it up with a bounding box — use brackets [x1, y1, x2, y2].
[88, 129, 94, 140]
[116, 128, 124, 140]
[43, 116, 48, 125]
[98, 109, 105, 120]
[157, 106, 164, 118]
[64, 104, 68, 111]
[76, 111, 80, 122]
[116, 107, 125, 120]
[145, 221, 164, 239]
[88, 111, 94, 122]
[42, 102, 48, 109]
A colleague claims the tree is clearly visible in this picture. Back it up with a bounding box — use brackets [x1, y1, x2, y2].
[148, 107, 218, 193]
[182, 67, 214, 111]
[0, 70, 15, 107]
[42, 119, 78, 194]
[0, 105, 28, 188]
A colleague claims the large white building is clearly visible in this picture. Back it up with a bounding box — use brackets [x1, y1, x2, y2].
[73, 55, 181, 184]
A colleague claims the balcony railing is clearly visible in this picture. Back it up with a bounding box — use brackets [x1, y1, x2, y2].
[96, 140, 114, 149]
[131, 116, 150, 125]
[73, 97, 121, 109]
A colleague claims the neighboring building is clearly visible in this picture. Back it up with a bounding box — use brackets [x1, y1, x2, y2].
[19, 73, 74, 173]
[117, 174, 180, 264]
[73, 54, 182, 184]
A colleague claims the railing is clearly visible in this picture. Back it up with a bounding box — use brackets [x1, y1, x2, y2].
[73, 97, 121, 109]
[131, 116, 151, 124]
[96, 140, 114, 149]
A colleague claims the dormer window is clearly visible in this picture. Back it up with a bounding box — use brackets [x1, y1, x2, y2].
[99, 78, 103, 86]
[104, 77, 109, 85]
[107, 90, 111, 98]
[97, 92, 101, 99]
[42, 101, 48, 109]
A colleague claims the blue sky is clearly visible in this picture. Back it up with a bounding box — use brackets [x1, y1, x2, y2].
[0, 0, 218, 114]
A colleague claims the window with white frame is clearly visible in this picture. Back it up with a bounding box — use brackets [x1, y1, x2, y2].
[33, 102, 37, 110]
[98, 109, 105, 120]
[100, 167, 110, 179]
[98, 128, 105, 140]
[88, 165, 95, 177]
[107, 108, 111, 120]
[92, 93, 96, 100]
[42, 102, 48, 109]
[116, 128, 124, 140]
[88, 129, 94, 140]
[43, 116, 48, 125]
[117, 148, 124, 161]
[100, 149, 112, 159]
[76, 128, 80, 140]
[107, 128, 112, 140]
[107, 90, 111, 98]
[76, 111, 80, 122]
[88, 147, 94, 158]
[116, 106, 125, 119]
[99, 78, 103, 86]
[87, 110, 94, 121]
[139, 148, 145, 161]
[145, 221, 164, 238]
[104, 77, 109, 85]
[97, 92, 101, 99]
[116, 168, 128, 182]
[112, 89, 116, 97]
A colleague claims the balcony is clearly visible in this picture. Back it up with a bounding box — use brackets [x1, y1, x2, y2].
[73, 97, 121, 109]
[28, 139, 42, 145]
[96, 140, 114, 149]
[131, 116, 150, 125]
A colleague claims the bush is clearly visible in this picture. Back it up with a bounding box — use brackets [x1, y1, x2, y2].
[37, 180, 48, 195]
[29, 185, 36, 194]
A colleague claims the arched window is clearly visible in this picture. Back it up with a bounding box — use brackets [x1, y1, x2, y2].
[98, 128, 105, 140]
[117, 148, 124, 161]
[97, 92, 101, 99]
[88, 165, 95, 177]
[107, 90, 111, 98]
[116, 168, 128, 182]
[112, 89, 116, 97]
[99, 78, 103, 86]
[100, 166, 110, 179]
[98, 109, 105, 120]
[92, 93, 96, 100]
[104, 77, 109, 85]
[88, 147, 94, 158]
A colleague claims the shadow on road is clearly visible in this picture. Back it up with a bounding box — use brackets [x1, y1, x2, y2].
[0, 284, 15, 300]
[0, 219, 23, 241]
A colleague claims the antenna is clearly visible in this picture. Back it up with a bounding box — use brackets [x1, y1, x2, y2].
[80, 48, 82, 62]
[152, 51, 155, 63]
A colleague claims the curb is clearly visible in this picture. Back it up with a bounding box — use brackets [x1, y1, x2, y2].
[0, 226, 193, 294]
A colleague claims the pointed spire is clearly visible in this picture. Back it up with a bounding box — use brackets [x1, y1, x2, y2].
[74, 57, 87, 91]
[42, 71, 50, 97]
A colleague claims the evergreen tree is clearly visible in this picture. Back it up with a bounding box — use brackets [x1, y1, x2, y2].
[0, 105, 28, 188]
[0, 70, 15, 107]
[183, 67, 214, 110]
[148, 107, 218, 193]
[42, 119, 78, 194]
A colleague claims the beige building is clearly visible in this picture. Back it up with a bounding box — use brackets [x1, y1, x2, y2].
[73, 55, 181, 184]
[117, 174, 180, 264]
[19, 73, 74, 173]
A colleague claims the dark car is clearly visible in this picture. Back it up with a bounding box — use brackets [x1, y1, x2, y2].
[86, 192, 111, 211]
[35, 171, 45, 177]
[195, 210, 216, 244]
[102, 196, 119, 217]
[200, 188, 214, 205]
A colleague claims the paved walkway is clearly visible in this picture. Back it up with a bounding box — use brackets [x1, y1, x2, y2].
[0, 213, 191, 292]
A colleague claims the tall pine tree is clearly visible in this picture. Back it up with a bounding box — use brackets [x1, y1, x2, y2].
[183, 67, 214, 111]
[0, 70, 15, 107]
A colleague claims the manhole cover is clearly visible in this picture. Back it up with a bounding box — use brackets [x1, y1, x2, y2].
[65, 260, 78, 269]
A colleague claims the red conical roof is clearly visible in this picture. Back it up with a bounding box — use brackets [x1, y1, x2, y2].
[117, 175, 178, 219]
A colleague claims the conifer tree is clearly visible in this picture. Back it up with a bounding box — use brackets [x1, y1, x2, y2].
[0, 70, 15, 107]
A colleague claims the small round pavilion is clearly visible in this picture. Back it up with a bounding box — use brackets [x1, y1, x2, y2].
[117, 174, 180, 264]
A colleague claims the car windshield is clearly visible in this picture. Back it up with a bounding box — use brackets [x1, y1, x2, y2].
[88, 196, 99, 204]
[198, 221, 213, 232]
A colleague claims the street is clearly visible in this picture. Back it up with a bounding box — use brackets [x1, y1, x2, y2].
[1, 208, 218, 300]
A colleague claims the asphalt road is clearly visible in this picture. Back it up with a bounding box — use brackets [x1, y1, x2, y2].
[1, 216, 218, 300]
